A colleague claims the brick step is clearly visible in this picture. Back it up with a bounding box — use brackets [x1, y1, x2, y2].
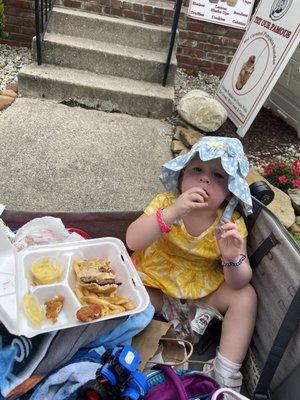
[48, 6, 174, 51]
[36, 32, 176, 84]
[18, 63, 174, 118]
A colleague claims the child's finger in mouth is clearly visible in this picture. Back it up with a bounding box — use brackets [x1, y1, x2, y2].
[200, 188, 209, 197]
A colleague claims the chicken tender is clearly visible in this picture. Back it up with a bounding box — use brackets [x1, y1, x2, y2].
[45, 295, 64, 323]
[76, 304, 102, 322]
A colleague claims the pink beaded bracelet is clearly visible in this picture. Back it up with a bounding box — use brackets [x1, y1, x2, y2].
[156, 208, 171, 234]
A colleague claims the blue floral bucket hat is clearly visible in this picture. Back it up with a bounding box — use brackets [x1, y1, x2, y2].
[160, 136, 252, 218]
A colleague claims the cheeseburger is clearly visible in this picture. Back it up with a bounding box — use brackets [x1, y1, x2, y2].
[73, 258, 119, 295]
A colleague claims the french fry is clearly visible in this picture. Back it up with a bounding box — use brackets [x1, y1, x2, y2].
[101, 305, 110, 316]
[107, 307, 126, 314]
[123, 301, 136, 310]
[82, 296, 124, 311]
[74, 287, 84, 301]
[82, 288, 90, 296]
[100, 295, 129, 305]
[82, 288, 98, 298]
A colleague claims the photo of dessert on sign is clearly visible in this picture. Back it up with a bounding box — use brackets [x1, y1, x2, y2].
[233, 37, 270, 95]
[208, 0, 239, 6]
[235, 55, 255, 90]
[226, 0, 238, 6]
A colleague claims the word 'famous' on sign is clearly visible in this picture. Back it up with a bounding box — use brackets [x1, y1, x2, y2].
[254, 16, 292, 39]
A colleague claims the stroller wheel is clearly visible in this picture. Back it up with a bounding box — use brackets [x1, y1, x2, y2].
[249, 181, 274, 205]
[85, 389, 102, 400]
[79, 379, 112, 400]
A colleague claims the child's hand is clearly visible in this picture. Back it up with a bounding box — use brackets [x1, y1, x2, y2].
[170, 187, 209, 219]
[215, 218, 243, 262]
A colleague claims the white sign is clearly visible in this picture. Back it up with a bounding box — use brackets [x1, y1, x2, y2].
[215, 0, 300, 137]
[188, 0, 255, 30]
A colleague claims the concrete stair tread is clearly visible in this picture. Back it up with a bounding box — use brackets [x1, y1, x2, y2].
[19, 63, 174, 98]
[44, 32, 177, 64]
[53, 6, 172, 33]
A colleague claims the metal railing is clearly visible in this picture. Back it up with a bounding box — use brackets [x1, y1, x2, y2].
[163, 0, 183, 87]
[35, 0, 56, 65]
[162, 0, 261, 86]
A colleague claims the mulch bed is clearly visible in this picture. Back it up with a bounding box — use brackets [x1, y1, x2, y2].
[212, 107, 299, 160]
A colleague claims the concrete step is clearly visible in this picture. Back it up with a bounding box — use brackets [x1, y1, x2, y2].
[36, 32, 176, 85]
[48, 6, 174, 52]
[18, 63, 174, 118]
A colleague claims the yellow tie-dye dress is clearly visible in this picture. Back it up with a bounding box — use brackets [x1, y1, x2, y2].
[132, 192, 248, 300]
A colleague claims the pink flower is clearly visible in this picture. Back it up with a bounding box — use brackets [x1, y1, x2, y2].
[292, 160, 300, 176]
[292, 160, 300, 169]
[292, 179, 300, 188]
[274, 162, 287, 169]
[263, 165, 273, 175]
[278, 175, 288, 183]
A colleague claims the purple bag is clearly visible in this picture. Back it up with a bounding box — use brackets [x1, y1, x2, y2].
[145, 364, 220, 400]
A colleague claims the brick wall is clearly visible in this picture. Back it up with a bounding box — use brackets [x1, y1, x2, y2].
[1, 0, 35, 47]
[0, 0, 245, 76]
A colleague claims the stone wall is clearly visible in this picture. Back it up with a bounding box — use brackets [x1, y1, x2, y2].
[0, 0, 245, 76]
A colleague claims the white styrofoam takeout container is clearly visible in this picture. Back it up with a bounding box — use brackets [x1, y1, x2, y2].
[0, 226, 149, 337]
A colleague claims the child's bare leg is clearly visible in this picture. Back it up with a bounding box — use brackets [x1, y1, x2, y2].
[146, 286, 164, 314]
[203, 282, 257, 363]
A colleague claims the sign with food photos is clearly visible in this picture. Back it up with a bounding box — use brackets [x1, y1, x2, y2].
[215, 0, 300, 137]
[187, 0, 255, 30]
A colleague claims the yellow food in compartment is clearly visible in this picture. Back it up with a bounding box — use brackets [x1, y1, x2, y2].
[23, 294, 44, 325]
[31, 258, 62, 284]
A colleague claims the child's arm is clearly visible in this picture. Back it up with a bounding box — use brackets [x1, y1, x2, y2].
[215, 218, 252, 290]
[126, 187, 208, 251]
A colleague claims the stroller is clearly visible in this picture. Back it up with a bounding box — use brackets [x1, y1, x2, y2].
[1, 191, 300, 399]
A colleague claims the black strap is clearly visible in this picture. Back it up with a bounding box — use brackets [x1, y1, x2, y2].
[253, 287, 300, 399]
[249, 233, 279, 269]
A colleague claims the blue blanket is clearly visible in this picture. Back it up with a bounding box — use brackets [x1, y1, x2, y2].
[0, 305, 154, 400]
[29, 304, 154, 400]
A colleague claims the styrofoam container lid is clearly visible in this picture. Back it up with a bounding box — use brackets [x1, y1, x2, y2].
[0, 226, 149, 337]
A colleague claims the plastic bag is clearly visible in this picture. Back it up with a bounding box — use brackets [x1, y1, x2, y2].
[13, 217, 73, 251]
[0, 218, 15, 243]
[163, 298, 223, 343]
[0, 203, 15, 242]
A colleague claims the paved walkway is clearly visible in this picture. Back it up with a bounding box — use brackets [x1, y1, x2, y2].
[0, 98, 173, 211]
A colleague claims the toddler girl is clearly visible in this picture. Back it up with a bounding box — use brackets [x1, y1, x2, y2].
[126, 136, 257, 392]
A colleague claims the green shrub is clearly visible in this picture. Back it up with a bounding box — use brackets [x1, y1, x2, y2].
[293, 232, 300, 247]
[0, 0, 4, 39]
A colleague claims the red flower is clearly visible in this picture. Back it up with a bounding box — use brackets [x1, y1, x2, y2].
[292, 179, 300, 188]
[278, 175, 288, 183]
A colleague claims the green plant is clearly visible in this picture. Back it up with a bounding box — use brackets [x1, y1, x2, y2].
[292, 232, 300, 247]
[262, 160, 300, 193]
[0, 0, 4, 39]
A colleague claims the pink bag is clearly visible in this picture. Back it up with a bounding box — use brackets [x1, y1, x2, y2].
[212, 388, 251, 399]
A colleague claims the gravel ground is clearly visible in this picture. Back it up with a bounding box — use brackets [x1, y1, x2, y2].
[0, 44, 32, 91]
[0, 43, 299, 170]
